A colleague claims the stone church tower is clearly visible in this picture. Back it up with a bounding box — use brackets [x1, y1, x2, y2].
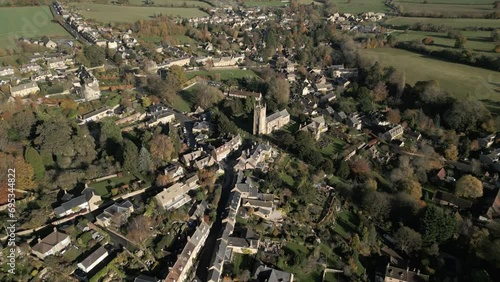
[253, 101, 267, 135]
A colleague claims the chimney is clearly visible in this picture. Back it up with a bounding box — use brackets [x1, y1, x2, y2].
[53, 227, 57, 232]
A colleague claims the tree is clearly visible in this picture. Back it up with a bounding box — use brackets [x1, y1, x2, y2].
[444, 99, 491, 132]
[122, 139, 139, 173]
[337, 160, 350, 179]
[24, 146, 45, 181]
[34, 117, 74, 162]
[444, 144, 458, 161]
[372, 82, 388, 102]
[398, 179, 422, 200]
[189, 84, 224, 109]
[212, 111, 238, 135]
[393, 226, 422, 253]
[350, 158, 371, 176]
[14, 156, 36, 190]
[267, 77, 290, 105]
[362, 191, 391, 221]
[456, 174, 483, 198]
[149, 134, 175, 163]
[83, 45, 105, 67]
[422, 37, 434, 45]
[454, 34, 467, 49]
[420, 206, 456, 245]
[387, 109, 401, 124]
[99, 118, 123, 145]
[138, 147, 153, 173]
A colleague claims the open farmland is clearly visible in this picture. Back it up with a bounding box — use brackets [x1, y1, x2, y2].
[0, 6, 70, 49]
[362, 48, 500, 114]
[384, 17, 500, 29]
[68, 3, 207, 23]
[126, 0, 211, 7]
[391, 30, 497, 53]
[321, 0, 388, 13]
[394, 1, 494, 17]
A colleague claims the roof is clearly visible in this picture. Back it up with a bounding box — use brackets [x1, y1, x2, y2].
[433, 191, 472, 209]
[228, 90, 262, 99]
[10, 81, 39, 92]
[78, 245, 108, 270]
[266, 109, 290, 123]
[134, 275, 158, 282]
[54, 188, 95, 215]
[32, 230, 69, 255]
[254, 265, 293, 282]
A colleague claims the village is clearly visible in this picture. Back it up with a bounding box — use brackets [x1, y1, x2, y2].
[0, 1, 499, 282]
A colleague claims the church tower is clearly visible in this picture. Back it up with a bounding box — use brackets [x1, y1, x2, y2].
[253, 101, 267, 135]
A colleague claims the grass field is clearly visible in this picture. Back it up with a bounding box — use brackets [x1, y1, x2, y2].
[391, 30, 497, 53]
[186, 69, 258, 80]
[0, 6, 70, 48]
[394, 2, 493, 17]
[244, 0, 315, 7]
[384, 17, 500, 29]
[362, 48, 500, 114]
[396, 0, 492, 3]
[127, 0, 211, 7]
[68, 3, 207, 23]
[331, 0, 388, 13]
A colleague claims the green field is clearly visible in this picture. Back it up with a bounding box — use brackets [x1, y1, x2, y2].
[394, 2, 493, 17]
[186, 69, 258, 80]
[384, 17, 500, 29]
[68, 3, 208, 23]
[127, 0, 211, 7]
[392, 30, 497, 53]
[362, 48, 500, 114]
[395, 0, 492, 3]
[332, 0, 388, 13]
[0, 6, 70, 49]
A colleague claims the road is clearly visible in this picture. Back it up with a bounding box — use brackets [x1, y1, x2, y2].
[195, 159, 237, 281]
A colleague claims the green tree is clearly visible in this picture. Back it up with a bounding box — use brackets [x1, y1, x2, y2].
[122, 139, 139, 173]
[138, 147, 153, 173]
[212, 111, 238, 135]
[83, 45, 106, 67]
[456, 174, 483, 198]
[420, 206, 456, 245]
[34, 117, 73, 156]
[99, 118, 123, 146]
[24, 146, 45, 181]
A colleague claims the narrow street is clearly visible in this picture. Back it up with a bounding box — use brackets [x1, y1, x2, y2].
[195, 159, 237, 281]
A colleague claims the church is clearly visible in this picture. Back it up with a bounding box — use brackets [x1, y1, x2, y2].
[253, 101, 290, 135]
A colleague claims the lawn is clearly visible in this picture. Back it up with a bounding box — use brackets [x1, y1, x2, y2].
[91, 174, 140, 198]
[185, 69, 258, 80]
[68, 3, 208, 23]
[361, 48, 500, 114]
[280, 172, 295, 186]
[333, 211, 359, 239]
[384, 17, 500, 29]
[391, 30, 497, 53]
[63, 246, 81, 263]
[244, 0, 315, 7]
[171, 92, 193, 112]
[0, 6, 71, 49]
[320, 137, 345, 157]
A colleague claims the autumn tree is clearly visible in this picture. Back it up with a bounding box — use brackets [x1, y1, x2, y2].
[155, 174, 173, 187]
[456, 174, 483, 198]
[398, 179, 422, 200]
[422, 37, 434, 45]
[372, 82, 388, 102]
[189, 84, 224, 109]
[149, 134, 175, 163]
[350, 157, 371, 176]
[267, 77, 290, 105]
[387, 109, 401, 124]
[394, 226, 422, 253]
[444, 144, 458, 161]
[14, 156, 36, 190]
